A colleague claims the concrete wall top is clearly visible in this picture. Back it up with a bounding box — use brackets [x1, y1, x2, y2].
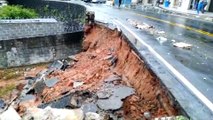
[0, 18, 57, 23]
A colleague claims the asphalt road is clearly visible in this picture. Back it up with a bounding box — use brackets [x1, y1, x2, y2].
[86, 3, 213, 103]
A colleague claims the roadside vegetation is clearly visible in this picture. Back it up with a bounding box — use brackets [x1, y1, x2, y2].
[0, 5, 38, 19]
[0, 68, 23, 80]
[0, 83, 16, 98]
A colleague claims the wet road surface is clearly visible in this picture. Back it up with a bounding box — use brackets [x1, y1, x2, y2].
[86, 3, 213, 102]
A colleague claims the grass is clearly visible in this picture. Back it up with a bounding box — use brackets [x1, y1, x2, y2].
[0, 68, 23, 80]
[0, 84, 16, 98]
[0, 5, 38, 19]
[0, 62, 49, 80]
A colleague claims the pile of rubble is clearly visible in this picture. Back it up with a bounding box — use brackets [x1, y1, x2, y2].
[0, 24, 189, 120]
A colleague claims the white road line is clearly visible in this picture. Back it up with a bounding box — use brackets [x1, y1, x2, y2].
[114, 20, 213, 113]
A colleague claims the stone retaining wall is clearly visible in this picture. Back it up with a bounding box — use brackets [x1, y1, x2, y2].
[0, 32, 83, 68]
[0, 0, 86, 68]
[0, 19, 67, 40]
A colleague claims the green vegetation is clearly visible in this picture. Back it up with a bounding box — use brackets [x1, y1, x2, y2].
[0, 68, 23, 80]
[0, 84, 16, 98]
[0, 5, 38, 19]
[176, 116, 189, 120]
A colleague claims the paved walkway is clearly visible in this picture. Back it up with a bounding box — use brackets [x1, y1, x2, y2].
[159, 5, 213, 22]
[162, 6, 213, 17]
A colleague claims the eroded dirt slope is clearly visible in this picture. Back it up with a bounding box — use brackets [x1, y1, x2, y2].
[38, 24, 178, 119]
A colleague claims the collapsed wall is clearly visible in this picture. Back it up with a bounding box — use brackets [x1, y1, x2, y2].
[83, 25, 179, 118]
[16, 24, 183, 119]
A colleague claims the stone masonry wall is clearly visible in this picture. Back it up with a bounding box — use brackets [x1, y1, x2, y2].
[0, 0, 86, 68]
[0, 32, 83, 68]
[0, 19, 83, 40]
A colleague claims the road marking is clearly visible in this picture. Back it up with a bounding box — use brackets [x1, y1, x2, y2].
[135, 13, 213, 37]
[115, 20, 213, 113]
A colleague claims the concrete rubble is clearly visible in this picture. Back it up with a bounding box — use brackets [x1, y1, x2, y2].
[156, 37, 168, 44]
[44, 77, 59, 88]
[0, 24, 188, 120]
[22, 106, 84, 120]
[173, 42, 192, 50]
[0, 99, 5, 110]
[0, 107, 21, 120]
[154, 116, 189, 120]
[127, 18, 170, 44]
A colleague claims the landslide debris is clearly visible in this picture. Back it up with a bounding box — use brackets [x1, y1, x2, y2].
[0, 24, 184, 120]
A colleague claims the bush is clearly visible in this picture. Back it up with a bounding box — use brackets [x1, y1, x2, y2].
[0, 5, 38, 19]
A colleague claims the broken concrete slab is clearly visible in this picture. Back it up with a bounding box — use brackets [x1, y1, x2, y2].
[36, 69, 49, 78]
[20, 94, 36, 102]
[34, 79, 46, 94]
[44, 77, 59, 88]
[0, 107, 21, 120]
[39, 91, 95, 109]
[97, 85, 135, 110]
[38, 95, 71, 109]
[81, 103, 98, 113]
[48, 60, 64, 70]
[97, 90, 112, 99]
[173, 42, 192, 50]
[0, 99, 5, 109]
[85, 112, 100, 120]
[97, 97, 123, 110]
[112, 86, 135, 99]
[23, 106, 84, 120]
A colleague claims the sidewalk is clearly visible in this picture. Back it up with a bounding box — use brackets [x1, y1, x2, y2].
[161, 6, 213, 22]
[117, 3, 213, 22]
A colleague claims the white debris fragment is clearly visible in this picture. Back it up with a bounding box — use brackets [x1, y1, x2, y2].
[156, 37, 168, 44]
[127, 19, 138, 26]
[154, 116, 174, 120]
[73, 81, 84, 88]
[171, 39, 176, 43]
[155, 116, 189, 120]
[144, 111, 151, 119]
[136, 22, 151, 30]
[23, 106, 84, 120]
[173, 42, 192, 50]
[127, 19, 152, 30]
[0, 107, 21, 120]
[157, 31, 165, 34]
[85, 112, 100, 120]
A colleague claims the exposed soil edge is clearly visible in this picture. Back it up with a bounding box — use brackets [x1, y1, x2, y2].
[83, 23, 181, 118]
[95, 22, 188, 116]
[104, 21, 213, 119]
[120, 30, 188, 117]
